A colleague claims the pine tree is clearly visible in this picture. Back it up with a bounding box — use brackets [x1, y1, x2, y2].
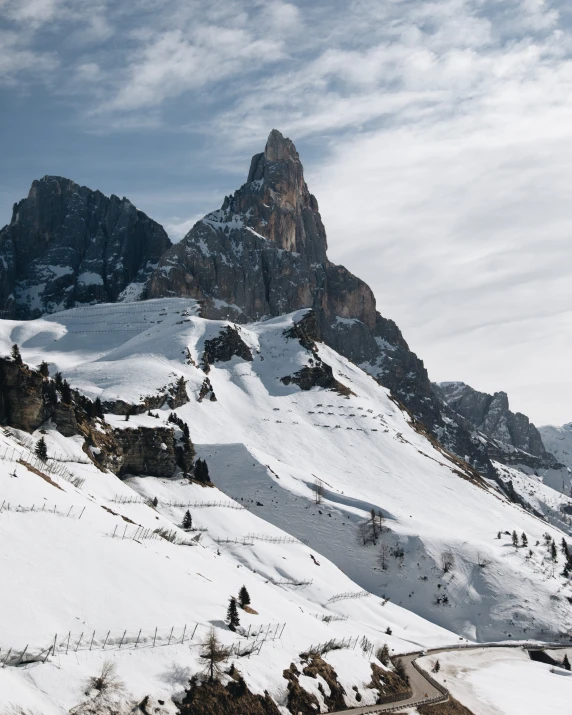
[54, 372, 63, 391]
[497, 531, 502, 539]
[385, 626, 392, 635]
[563, 654, 571, 671]
[562, 538, 570, 559]
[35, 437, 48, 461]
[238, 585, 251, 608]
[551, 540, 558, 562]
[512, 530, 518, 547]
[226, 597, 240, 631]
[61, 380, 72, 405]
[521, 533, 528, 548]
[433, 659, 440, 673]
[39, 361, 49, 377]
[94, 397, 104, 418]
[194, 458, 211, 483]
[182, 510, 192, 530]
[11, 344, 22, 364]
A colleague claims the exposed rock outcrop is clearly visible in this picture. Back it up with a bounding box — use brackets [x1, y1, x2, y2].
[202, 326, 253, 373]
[112, 426, 180, 479]
[435, 382, 553, 461]
[0, 355, 193, 479]
[0, 176, 171, 318]
[0, 357, 50, 431]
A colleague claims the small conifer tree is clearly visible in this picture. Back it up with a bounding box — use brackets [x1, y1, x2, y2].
[433, 659, 440, 673]
[182, 510, 192, 530]
[385, 626, 392, 635]
[238, 585, 251, 608]
[512, 530, 518, 547]
[563, 654, 571, 671]
[39, 361, 49, 377]
[95, 397, 104, 418]
[551, 540, 558, 562]
[521, 533, 528, 547]
[226, 596, 240, 631]
[11, 344, 22, 364]
[61, 380, 72, 405]
[35, 437, 48, 461]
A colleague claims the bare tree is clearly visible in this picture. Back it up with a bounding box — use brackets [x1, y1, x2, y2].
[314, 478, 324, 505]
[85, 659, 125, 697]
[370, 508, 378, 545]
[440, 550, 455, 573]
[200, 627, 230, 682]
[378, 542, 391, 570]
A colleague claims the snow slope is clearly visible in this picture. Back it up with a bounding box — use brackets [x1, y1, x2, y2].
[417, 648, 572, 715]
[2, 298, 572, 710]
[0, 423, 450, 714]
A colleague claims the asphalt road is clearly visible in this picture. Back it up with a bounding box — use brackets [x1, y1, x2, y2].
[329, 651, 445, 714]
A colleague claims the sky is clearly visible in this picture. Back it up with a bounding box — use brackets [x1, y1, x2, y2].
[0, 0, 570, 426]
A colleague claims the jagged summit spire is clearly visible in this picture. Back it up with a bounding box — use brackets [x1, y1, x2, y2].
[264, 129, 299, 163]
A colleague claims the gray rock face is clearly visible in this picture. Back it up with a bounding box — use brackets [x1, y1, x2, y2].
[0, 176, 171, 318]
[539, 423, 572, 469]
[435, 381, 550, 459]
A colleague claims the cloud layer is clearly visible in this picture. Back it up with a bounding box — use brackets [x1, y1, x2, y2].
[1, 0, 570, 424]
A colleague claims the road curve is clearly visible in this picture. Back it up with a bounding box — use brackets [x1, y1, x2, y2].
[328, 641, 572, 714]
[329, 651, 445, 714]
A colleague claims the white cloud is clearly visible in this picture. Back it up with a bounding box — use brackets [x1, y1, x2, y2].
[164, 214, 204, 241]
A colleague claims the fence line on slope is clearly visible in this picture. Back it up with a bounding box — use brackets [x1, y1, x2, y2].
[1, 620, 286, 669]
[0, 439, 86, 489]
[0, 501, 85, 519]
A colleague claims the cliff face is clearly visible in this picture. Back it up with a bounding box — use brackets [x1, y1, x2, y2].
[435, 381, 552, 461]
[0, 176, 171, 318]
[0, 355, 191, 479]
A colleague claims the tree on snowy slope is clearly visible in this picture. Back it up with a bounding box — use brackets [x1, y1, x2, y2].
[200, 627, 230, 682]
[563, 654, 571, 671]
[11, 343, 22, 364]
[35, 437, 48, 461]
[195, 458, 211, 483]
[227, 597, 240, 631]
[182, 510, 192, 530]
[239, 585, 251, 608]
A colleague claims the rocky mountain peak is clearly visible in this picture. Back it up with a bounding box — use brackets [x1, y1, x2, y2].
[212, 128, 328, 261]
[0, 176, 171, 319]
[435, 380, 550, 460]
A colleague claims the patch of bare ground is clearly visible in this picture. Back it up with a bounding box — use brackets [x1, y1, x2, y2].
[369, 663, 412, 703]
[283, 653, 347, 714]
[18, 459, 64, 490]
[177, 673, 280, 715]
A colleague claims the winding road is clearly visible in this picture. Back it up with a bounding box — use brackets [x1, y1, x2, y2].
[329, 641, 572, 714]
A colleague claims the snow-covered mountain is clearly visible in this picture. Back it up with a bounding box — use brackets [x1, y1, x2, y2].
[2, 300, 572, 660]
[540, 424, 572, 471]
[1, 131, 570, 713]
